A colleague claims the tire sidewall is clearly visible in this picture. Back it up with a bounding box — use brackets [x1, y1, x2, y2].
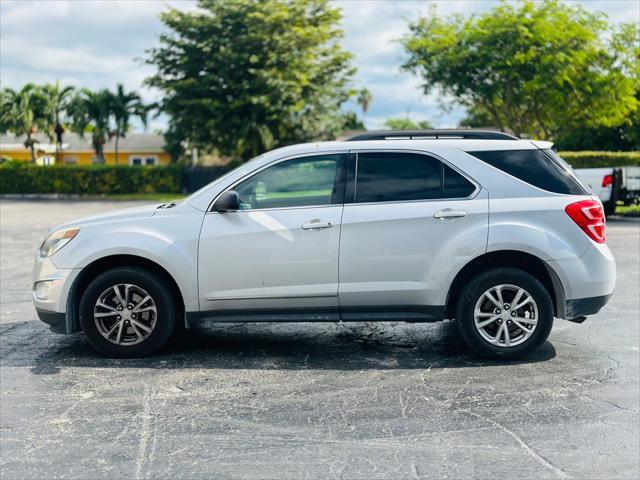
[79, 267, 176, 357]
[456, 268, 554, 359]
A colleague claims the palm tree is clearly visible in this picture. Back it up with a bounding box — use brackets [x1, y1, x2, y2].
[0, 84, 49, 163]
[41, 81, 75, 162]
[111, 84, 148, 164]
[356, 88, 373, 126]
[68, 89, 113, 164]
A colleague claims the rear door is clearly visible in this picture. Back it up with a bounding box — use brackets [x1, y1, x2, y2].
[338, 150, 489, 319]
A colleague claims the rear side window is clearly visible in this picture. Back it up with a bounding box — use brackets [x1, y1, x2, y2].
[355, 152, 441, 203]
[467, 149, 587, 195]
[443, 164, 475, 198]
[354, 152, 476, 203]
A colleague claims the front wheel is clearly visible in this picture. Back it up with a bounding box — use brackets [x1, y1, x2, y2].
[79, 267, 177, 358]
[456, 268, 554, 359]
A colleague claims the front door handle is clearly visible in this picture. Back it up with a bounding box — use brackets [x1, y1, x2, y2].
[434, 209, 467, 219]
[301, 219, 335, 230]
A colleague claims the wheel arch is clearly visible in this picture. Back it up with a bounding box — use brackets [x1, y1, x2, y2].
[444, 250, 566, 319]
[66, 254, 186, 333]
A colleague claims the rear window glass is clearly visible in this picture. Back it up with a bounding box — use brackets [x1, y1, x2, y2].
[467, 149, 587, 195]
[443, 164, 476, 198]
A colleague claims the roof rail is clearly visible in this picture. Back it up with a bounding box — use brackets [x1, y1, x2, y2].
[346, 129, 518, 141]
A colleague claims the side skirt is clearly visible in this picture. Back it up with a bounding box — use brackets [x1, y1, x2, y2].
[186, 305, 445, 325]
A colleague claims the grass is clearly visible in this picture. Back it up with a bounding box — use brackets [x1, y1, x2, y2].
[616, 203, 640, 216]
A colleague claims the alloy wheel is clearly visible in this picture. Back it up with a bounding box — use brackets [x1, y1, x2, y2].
[93, 283, 157, 346]
[473, 284, 538, 347]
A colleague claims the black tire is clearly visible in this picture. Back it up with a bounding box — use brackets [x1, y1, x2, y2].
[456, 267, 554, 360]
[603, 200, 617, 217]
[79, 267, 177, 358]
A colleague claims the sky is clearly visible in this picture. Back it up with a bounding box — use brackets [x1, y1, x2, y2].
[1, 0, 638, 131]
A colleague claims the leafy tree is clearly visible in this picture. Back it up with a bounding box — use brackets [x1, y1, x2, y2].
[384, 117, 433, 130]
[41, 81, 75, 161]
[341, 111, 364, 131]
[67, 89, 114, 164]
[356, 88, 372, 124]
[147, 0, 356, 161]
[0, 84, 49, 163]
[111, 84, 148, 164]
[401, 0, 638, 140]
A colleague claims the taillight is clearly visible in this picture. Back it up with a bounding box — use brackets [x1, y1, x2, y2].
[602, 174, 613, 188]
[565, 200, 605, 243]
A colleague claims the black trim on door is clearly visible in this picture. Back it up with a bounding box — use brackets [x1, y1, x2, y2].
[186, 305, 445, 326]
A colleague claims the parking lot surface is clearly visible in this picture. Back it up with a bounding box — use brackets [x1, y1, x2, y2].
[1, 200, 639, 479]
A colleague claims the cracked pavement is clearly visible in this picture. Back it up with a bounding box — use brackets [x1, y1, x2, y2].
[1, 200, 639, 479]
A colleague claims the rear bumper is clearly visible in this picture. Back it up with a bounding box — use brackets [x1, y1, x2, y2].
[565, 294, 612, 320]
[547, 243, 616, 302]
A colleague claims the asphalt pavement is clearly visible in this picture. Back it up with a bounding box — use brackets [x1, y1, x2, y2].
[1, 200, 638, 479]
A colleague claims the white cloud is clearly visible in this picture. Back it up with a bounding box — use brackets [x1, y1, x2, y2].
[1, 0, 638, 131]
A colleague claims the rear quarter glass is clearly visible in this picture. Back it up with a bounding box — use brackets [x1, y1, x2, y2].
[467, 149, 588, 195]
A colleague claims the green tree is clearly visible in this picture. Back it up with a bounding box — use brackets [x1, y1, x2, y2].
[147, 0, 356, 161]
[401, 0, 638, 140]
[111, 84, 148, 164]
[384, 117, 432, 130]
[0, 84, 49, 163]
[41, 81, 75, 161]
[356, 88, 372, 124]
[67, 89, 114, 164]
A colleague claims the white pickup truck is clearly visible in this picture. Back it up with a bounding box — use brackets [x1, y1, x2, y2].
[575, 166, 640, 216]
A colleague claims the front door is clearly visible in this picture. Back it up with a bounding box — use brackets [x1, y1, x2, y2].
[198, 153, 347, 319]
[338, 150, 489, 320]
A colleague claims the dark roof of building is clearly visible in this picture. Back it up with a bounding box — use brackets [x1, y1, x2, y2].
[0, 132, 166, 152]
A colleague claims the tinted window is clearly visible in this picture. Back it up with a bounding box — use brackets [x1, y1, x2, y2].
[444, 164, 476, 197]
[234, 154, 342, 210]
[467, 149, 587, 195]
[355, 152, 441, 202]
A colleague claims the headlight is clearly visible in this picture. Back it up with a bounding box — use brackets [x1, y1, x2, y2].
[39, 228, 80, 257]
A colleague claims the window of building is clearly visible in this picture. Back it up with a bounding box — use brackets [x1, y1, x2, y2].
[64, 155, 78, 165]
[129, 156, 158, 166]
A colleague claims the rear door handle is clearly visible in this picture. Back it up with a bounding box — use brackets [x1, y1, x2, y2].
[301, 219, 335, 230]
[434, 209, 467, 219]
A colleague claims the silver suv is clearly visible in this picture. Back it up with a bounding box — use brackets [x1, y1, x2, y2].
[33, 130, 616, 359]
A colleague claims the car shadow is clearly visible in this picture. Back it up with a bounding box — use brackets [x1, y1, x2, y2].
[16, 320, 557, 375]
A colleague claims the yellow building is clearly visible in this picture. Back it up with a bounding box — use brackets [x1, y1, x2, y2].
[0, 133, 171, 166]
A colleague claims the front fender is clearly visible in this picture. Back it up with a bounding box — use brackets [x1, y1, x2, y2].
[51, 211, 202, 311]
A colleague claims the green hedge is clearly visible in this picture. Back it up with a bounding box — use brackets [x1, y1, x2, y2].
[0, 162, 183, 194]
[558, 151, 640, 169]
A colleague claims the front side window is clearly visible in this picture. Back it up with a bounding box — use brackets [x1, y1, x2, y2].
[466, 149, 587, 195]
[354, 152, 475, 203]
[234, 154, 344, 210]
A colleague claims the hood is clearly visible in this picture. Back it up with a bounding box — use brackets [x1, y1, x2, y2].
[51, 203, 159, 232]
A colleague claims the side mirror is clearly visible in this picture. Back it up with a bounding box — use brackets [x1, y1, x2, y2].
[214, 190, 240, 212]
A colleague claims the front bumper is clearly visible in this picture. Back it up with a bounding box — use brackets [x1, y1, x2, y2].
[32, 255, 79, 332]
[35, 308, 67, 333]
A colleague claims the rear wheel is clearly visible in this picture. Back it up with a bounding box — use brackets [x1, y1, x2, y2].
[79, 267, 177, 357]
[456, 268, 553, 359]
